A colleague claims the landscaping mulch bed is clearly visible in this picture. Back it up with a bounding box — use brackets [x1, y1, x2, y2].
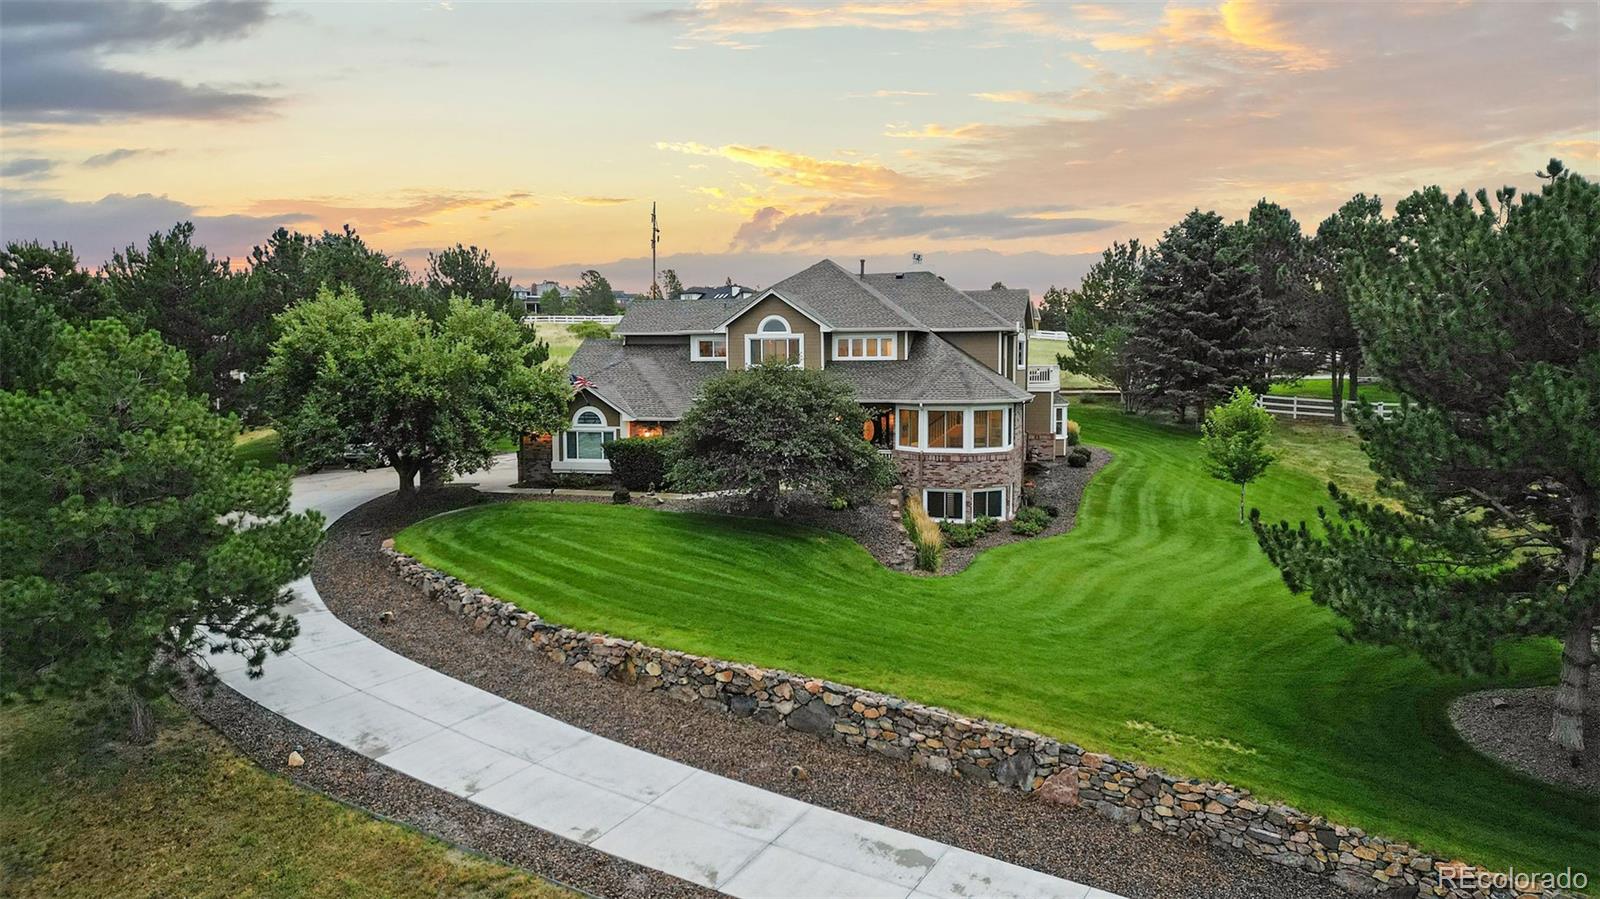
[941, 446, 1112, 575]
[289, 486, 1347, 899]
[1448, 685, 1599, 795]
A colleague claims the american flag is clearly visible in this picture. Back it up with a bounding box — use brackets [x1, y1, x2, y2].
[570, 373, 593, 390]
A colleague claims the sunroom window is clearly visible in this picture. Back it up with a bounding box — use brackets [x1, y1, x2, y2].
[927, 410, 964, 449]
[896, 407, 920, 448]
[973, 409, 1006, 449]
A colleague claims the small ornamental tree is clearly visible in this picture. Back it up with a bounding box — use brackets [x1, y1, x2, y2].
[0, 319, 323, 742]
[1199, 387, 1276, 523]
[265, 288, 570, 499]
[1253, 160, 1599, 760]
[668, 363, 894, 516]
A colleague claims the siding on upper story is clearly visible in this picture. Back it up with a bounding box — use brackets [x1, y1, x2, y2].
[940, 330, 1008, 374]
[569, 389, 623, 426]
[726, 295, 824, 370]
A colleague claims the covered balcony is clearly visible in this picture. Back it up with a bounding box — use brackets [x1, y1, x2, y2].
[1024, 364, 1059, 392]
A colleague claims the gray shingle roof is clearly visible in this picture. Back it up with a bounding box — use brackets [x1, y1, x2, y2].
[680, 285, 753, 300]
[614, 296, 747, 335]
[861, 272, 1014, 330]
[758, 259, 924, 330]
[568, 338, 725, 419]
[818, 333, 1032, 405]
[962, 287, 1031, 326]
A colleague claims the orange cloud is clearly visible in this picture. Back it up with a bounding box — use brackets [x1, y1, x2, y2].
[657, 141, 910, 195]
[883, 122, 988, 140]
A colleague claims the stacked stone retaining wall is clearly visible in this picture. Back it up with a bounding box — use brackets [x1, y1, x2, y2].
[381, 544, 1577, 899]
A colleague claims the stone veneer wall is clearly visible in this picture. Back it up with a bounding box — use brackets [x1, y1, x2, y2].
[892, 442, 1024, 519]
[381, 545, 1571, 899]
[516, 435, 553, 486]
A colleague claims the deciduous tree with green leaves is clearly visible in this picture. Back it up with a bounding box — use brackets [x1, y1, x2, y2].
[1200, 387, 1276, 523]
[1055, 239, 1144, 410]
[571, 269, 618, 315]
[264, 288, 570, 498]
[659, 268, 685, 300]
[1254, 160, 1599, 760]
[0, 319, 323, 742]
[669, 363, 894, 516]
[538, 286, 566, 315]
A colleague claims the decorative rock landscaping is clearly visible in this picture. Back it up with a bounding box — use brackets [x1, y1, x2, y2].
[382, 543, 1575, 899]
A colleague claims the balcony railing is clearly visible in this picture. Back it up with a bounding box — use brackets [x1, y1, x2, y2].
[1025, 364, 1059, 392]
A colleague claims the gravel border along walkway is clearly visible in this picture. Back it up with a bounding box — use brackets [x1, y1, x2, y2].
[1448, 685, 1598, 795]
[300, 486, 1346, 899]
[177, 661, 717, 899]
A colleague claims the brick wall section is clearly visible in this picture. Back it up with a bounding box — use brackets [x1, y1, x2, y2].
[516, 436, 552, 485]
[380, 544, 1568, 899]
[893, 443, 1023, 518]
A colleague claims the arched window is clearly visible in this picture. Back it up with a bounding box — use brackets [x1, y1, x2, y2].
[748, 315, 802, 366]
[562, 406, 617, 465]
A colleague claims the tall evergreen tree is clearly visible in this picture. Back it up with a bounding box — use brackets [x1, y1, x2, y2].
[1126, 210, 1267, 420]
[306, 225, 428, 317]
[1254, 160, 1599, 759]
[1301, 195, 1387, 423]
[425, 243, 514, 314]
[1241, 200, 1316, 383]
[1037, 285, 1069, 331]
[1056, 239, 1144, 409]
[0, 319, 322, 741]
[0, 240, 117, 323]
[104, 222, 250, 408]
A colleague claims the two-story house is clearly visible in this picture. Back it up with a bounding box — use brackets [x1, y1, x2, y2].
[518, 259, 1068, 522]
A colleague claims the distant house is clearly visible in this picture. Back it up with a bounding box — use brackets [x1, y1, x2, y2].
[520, 258, 1067, 522]
[678, 284, 754, 301]
[514, 280, 574, 314]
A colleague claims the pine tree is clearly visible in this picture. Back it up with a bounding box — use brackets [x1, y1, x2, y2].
[1056, 240, 1144, 409]
[1301, 195, 1387, 424]
[659, 269, 684, 300]
[1253, 160, 1599, 759]
[1126, 210, 1267, 421]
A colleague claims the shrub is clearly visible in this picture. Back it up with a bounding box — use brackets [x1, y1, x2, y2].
[827, 496, 850, 511]
[940, 521, 980, 547]
[904, 496, 944, 572]
[1011, 505, 1051, 536]
[974, 515, 1000, 534]
[604, 436, 671, 491]
[568, 320, 614, 339]
[1066, 446, 1092, 468]
[612, 488, 631, 504]
[1066, 419, 1081, 446]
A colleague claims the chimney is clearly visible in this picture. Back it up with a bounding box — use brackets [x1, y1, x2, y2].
[859, 259, 865, 278]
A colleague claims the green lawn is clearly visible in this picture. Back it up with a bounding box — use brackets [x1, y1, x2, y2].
[539, 325, 587, 369]
[1027, 337, 1108, 389]
[396, 406, 1595, 874]
[0, 698, 572, 899]
[234, 428, 283, 468]
[1269, 376, 1401, 405]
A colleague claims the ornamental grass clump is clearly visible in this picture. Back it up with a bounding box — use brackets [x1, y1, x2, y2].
[903, 496, 943, 572]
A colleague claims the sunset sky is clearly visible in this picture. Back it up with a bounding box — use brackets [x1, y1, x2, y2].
[2, 0, 1597, 293]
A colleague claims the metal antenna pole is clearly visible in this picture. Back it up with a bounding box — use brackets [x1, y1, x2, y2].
[651, 202, 660, 293]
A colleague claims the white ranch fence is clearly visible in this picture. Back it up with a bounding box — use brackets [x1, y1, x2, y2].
[1029, 329, 1071, 341]
[522, 314, 624, 326]
[1256, 394, 1395, 422]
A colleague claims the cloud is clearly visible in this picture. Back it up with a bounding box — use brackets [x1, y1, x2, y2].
[566, 196, 634, 206]
[657, 141, 910, 195]
[0, 190, 312, 263]
[1, 157, 56, 181]
[242, 192, 534, 232]
[0, 0, 278, 124]
[730, 203, 1117, 249]
[82, 147, 171, 168]
[883, 122, 989, 140]
[640, 0, 1018, 48]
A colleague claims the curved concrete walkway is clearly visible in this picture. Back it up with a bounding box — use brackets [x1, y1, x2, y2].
[214, 458, 1122, 899]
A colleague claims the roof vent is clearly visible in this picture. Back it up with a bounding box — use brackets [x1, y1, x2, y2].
[894, 273, 905, 279]
[859, 259, 865, 278]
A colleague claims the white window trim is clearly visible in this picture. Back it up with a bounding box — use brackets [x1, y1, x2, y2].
[690, 333, 727, 361]
[833, 332, 897, 361]
[922, 488, 966, 523]
[898, 405, 1013, 454]
[1053, 402, 1070, 438]
[894, 405, 922, 451]
[971, 486, 1008, 521]
[1016, 332, 1026, 370]
[553, 405, 618, 472]
[744, 318, 804, 368]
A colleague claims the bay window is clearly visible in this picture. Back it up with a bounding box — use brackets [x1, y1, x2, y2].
[896, 407, 920, 449]
[973, 409, 1005, 449]
[927, 409, 964, 449]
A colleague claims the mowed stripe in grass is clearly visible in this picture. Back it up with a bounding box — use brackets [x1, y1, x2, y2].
[397, 406, 1596, 874]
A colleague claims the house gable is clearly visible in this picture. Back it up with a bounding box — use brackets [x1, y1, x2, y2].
[725, 293, 825, 370]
